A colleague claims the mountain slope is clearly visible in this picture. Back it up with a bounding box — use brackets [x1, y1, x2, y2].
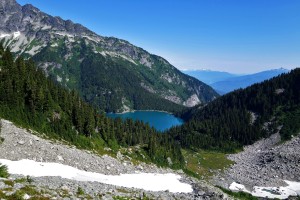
[0, 0, 218, 112]
[0, 119, 227, 199]
[0, 45, 184, 168]
[181, 69, 238, 84]
[167, 68, 300, 152]
[211, 68, 289, 94]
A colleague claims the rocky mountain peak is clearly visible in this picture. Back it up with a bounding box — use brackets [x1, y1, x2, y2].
[0, 0, 18, 7]
[22, 3, 40, 14]
[0, 0, 22, 32]
[0, 0, 94, 37]
[0, 0, 20, 14]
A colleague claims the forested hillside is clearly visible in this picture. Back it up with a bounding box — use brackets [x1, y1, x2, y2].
[0, 44, 184, 168]
[167, 69, 300, 152]
[32, 40, 187, 113]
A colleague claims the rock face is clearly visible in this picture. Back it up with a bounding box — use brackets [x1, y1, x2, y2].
[214, 132, 300, 190]
[0, 0, 218, 112]
[0, 1, 92, 37]
[0, 119, 228, 199]
[183, 94, 201, 107]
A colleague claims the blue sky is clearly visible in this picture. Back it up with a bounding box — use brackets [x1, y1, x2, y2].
[17, 0, 300, 73]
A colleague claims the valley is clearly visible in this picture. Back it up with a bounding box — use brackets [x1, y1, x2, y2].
[0, 0, 299, 199]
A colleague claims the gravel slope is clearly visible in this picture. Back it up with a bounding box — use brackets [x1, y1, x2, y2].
[214, 132, 300, 192]
[0, 119, 228, 199]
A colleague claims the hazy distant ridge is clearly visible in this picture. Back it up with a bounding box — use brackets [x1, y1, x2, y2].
[181, 69, 238, 84]
[182, 68, 289, 94]
[211, 68, 289, 94]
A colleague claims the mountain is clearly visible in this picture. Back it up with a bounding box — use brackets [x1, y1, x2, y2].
[211, 68, 289, 94]
[0, 0, 218, 112]
[168, 68, 300, 152]
[181, 69, 238, 84]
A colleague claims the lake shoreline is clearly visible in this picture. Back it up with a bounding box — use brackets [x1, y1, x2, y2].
[110, 109, 173, 115]
[106, 110, 184, 131]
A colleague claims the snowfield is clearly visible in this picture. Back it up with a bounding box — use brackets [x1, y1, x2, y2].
[0, 159, 193, 193]
[230, 181, 300, 199]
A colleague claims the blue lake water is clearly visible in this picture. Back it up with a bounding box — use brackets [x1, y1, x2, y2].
[106, 111, 184, 132]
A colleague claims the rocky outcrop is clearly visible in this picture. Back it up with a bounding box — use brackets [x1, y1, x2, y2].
[183, 94, 201, 107]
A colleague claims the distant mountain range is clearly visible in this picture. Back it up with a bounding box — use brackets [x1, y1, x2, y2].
[210, 68, 289, 94]
[181, 69, 238, 84]
[0, 0, 218, 113]
[182, 68, 289, 95]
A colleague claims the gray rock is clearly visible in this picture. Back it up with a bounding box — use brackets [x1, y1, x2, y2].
[23, 194, 30, 200]
[18, 140, 25, 145]
[57, 155, 64, 161]
[60, 185, 70, 191]
[13, 183, 25, 190]
[0, 181, 6, 189]
[167, 157, 173, 166]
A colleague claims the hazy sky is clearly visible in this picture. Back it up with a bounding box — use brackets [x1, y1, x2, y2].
[17, 0, 300, 73]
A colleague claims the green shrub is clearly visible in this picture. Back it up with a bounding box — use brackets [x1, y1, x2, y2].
[0, 164, 9, 178]
[76, 187, 85, 195]
[3, 180, 14, 187]
[216, 186, 258, 200]
[26, 175, 33, 184]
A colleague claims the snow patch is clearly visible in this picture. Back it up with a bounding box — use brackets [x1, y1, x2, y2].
[0, 33, 10, 38]
[229, 182, 251, 193]
[51, 43, 58, 47]
[13, 31, 21, 38]
[0, 32, 20, 39]
[229, 181, 300, 199]
[0, 159, 193, 193]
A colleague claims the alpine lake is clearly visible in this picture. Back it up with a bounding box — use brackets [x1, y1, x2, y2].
[106, 111, 184, 132]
